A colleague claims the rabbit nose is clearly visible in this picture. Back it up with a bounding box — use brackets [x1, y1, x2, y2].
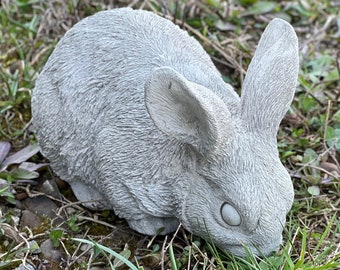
[253, 234, 282, 253]
[250, 215, 285, 245]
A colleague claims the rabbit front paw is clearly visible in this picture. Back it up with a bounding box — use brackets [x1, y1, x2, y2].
[127, 216, 180, 235]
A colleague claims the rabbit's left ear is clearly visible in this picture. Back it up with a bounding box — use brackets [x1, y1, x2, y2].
[145, 67, 234, 156]
[240, 18, 299, 136]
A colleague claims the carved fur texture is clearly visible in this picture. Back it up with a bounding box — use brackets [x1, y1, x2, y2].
[32, 8, 299, 257]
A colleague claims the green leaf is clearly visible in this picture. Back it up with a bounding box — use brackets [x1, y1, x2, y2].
[186, 18, 202, 28]
[237, 0, 258, 6]
[67, 215, 80, 232]
[298, 75, 311, 90]
[325, 68, 340, 81]
[49, 229, 64, 248]
[332, 110, 340, 124]
[302, 148, 318, 164]
[302, 148, 321, 184]
[9, 70, 19, 99]
[93, 245, 102, 260]
[0, 185, 15, 204]
[113, 248, 132, 268]
[298, 94, 318, 113]
[325, 127, 340, 149]
[0, 171, 13, 181]
[0, 104, 14, 115]
[241, 1, 276, 16]
[286, 2, 312, 17]
[10, 168, 39, 180]
[28, 240, 41, 254]
[307, 186, 320, 196]
[206, 0, 221, 8]
[281, 150, 296, 160]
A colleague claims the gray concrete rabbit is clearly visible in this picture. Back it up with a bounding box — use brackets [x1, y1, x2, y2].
[32, 8, 299, 256]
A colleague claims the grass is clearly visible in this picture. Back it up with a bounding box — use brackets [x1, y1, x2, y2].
[0, 0, 339, 269]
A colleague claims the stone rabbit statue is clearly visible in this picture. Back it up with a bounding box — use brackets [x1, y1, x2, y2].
[32, 8, 299, 256]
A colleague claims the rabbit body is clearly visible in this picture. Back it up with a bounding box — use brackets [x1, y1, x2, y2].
[32, 8, 298, 256]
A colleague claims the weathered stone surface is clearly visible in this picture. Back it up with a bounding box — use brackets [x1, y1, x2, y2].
[40, 239, 63, 262]
[31, 8, 299, 257]
[22, 196, 58, 219]
[15, 263, 35, 270]
[39, 179, 62, 198]
[20, 209, 41, 229]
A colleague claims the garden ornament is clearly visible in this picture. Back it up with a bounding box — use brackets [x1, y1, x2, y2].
[32, 8, 299, 257]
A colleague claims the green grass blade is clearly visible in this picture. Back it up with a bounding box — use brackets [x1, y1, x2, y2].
[294, 227, 307, 268]
[168, 242, 178, 270]
[313, 212, 337, 257]
[72, 238, 139, 270]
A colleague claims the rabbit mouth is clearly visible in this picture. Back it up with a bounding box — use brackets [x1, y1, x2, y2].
[224, 241, 281, 257]
[216, 233, 283, 257]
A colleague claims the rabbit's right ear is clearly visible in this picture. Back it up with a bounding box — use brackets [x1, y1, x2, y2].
[240, 19, 299, 136]
[145, 67, 234, 156]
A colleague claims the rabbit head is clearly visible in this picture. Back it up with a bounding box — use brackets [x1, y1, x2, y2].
[145, 18, 298, 256]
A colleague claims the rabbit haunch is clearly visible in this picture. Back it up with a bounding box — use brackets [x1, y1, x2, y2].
[32, 8, 299, 257]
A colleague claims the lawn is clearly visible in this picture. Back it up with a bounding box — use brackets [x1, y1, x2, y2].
[0, 0, 339, 269]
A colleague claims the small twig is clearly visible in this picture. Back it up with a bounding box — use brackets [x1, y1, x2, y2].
[186, 244, 192, 270]
[127, 0, 140, 8]
[0, 223, 21, 243]
[295, 146, 335, 174]
[76, 215, 117, 230]
[210, 55, 234, 69]
[295, 163, 339, 180]
[165, 223, 182, 250]
[191, 241, 215, 266]
[24, 226, 34, 239]
[65, 228, 93, 268]
[86, 248, 95, 270]
[66, 228, 91, 268]
[30, 45, 53, 66]
[18, 231, 31, 267]
[15, 185, 63, 204]
[160, 235, 168, 270]
[59, 239, 74, 266]
[0, 241, 26, 260]
[306, 90, 326, 106]
[56, 200, 99, 216]
[300, 15, 336, 50]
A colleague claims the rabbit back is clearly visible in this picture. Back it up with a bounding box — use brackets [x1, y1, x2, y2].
[32, 8, 239, 218]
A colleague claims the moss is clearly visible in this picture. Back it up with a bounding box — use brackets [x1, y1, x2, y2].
[0, 106, 32, 144]
[31, 215, 51, 235]
[87, 223, 111, 236]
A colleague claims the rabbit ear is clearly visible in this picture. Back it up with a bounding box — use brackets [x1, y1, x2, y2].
[145, 67, 234, 155]
[240, 18, 299, 135]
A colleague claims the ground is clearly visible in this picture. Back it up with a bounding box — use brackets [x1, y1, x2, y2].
[0, 0, 339, 269]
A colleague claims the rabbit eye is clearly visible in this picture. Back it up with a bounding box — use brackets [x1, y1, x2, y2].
[221, 203, 241, 226]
